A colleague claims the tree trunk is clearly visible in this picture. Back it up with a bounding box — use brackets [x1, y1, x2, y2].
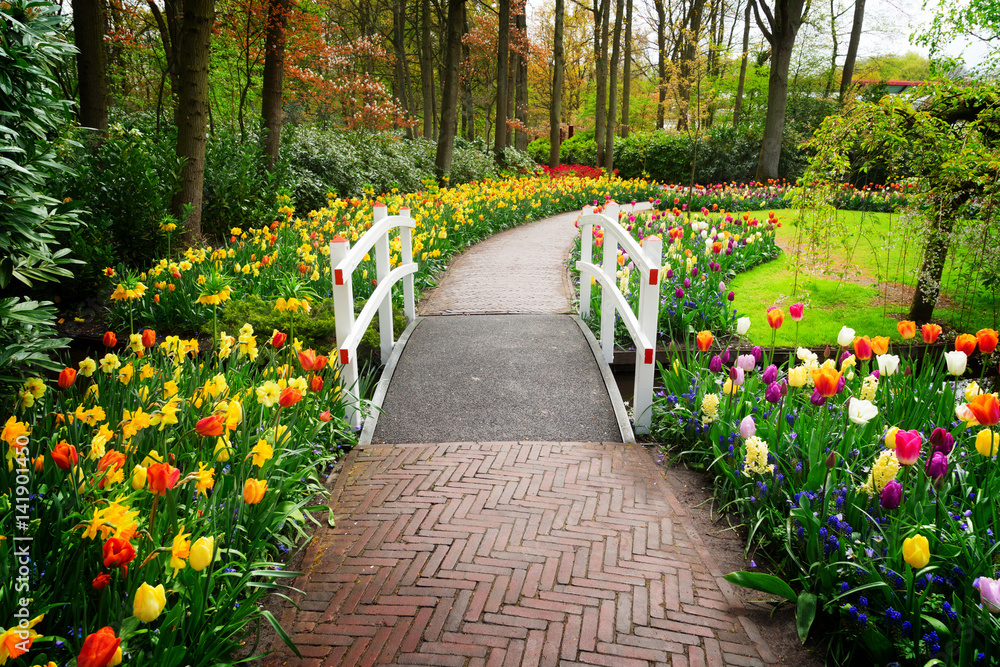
[392, 0, 414, 137]
[839, 0, 866, 102]
[620, 0, 632, 138]
[435, 0, 465, 182]
[594, 0, 609, 166]
[909, 197, 958, 322]
[462, 3, 474, 140]
[420, 0, 435, 138]
[74, 0, 109, 134]
[754, 0, 806, 181]
[494, 0, 510, 162]
[677, 0, 706, 132]
[733, 0, 751, 127]
[605, 0, 623, 172]
[261, 0, 289, 170]
[549, 0, 565, 168]
[514, 10, 528, 150]
[172, 0, 215, 243]
[824, 0, 838, 97]
[654, 0, 665, 130]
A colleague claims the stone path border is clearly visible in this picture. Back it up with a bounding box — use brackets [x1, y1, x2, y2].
[264, 441, 773, 666]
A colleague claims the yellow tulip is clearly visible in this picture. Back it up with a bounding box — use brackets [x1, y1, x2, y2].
[131, 465, 147, 491]
[787, 366, 807, 388]
[133, 582, 166, 622]
[976, 429, 999, 457]
[243, 478, 268, 504]
[902, 534, 930, 569]
[190, 535, 215, 571]
[885, 426, 899, 450]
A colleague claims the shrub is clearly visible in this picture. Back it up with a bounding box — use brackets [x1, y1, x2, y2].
[559, 129, 598, 166]
[527, 138, 550, 164]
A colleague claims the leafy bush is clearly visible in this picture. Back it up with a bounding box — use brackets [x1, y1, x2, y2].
[527, 137, 550, 164]
[499, 146, 538, 174]
[559, 129, 598, 166]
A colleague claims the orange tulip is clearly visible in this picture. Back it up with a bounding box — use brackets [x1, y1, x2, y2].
[146, 462, 180, 495]
[77, 627, 121, 667]
[141, 328, 156, 348]
[313, 354, 328, 371]
[812, 368, 842, 397]
[955, 333, 978, 356]
[871, 336, 890, 356]
[976, 328, 999, 354]
[319, 409, 333, 422]
[102, 331, 117, 347]
[853, 336, 873, 361]
[58, 366, 77, 389]
[97, 450, 126, 489]
[696, 330, 714, 351]
[195, 414, 225, 437]
[51, 441, 78, 470]
[766, 307, 784, 329]
[244, 478, 268, 504]
[298, 349, 318, 371]
[967, 393, 1000, 427]
[102, 536, 136, 570]
[310, 375, 323, 392]
[922, 323, 942, 344]
[278, 387, 303, 407]
[897, 320, 916, 339]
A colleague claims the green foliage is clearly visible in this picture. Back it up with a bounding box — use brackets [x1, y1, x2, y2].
[0, 0, 80, 289]
[213, 294, 406, 361]
[527, 137, 550, 164]
[558, 129, 597, 165]
[0, 297, 69, 409]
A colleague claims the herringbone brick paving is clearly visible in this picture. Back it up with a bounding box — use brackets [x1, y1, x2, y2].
[266, 441, 774, 666]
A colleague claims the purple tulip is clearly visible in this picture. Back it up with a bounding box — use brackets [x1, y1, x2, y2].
[880, 480, 902, 510]
[709, 355, 723, 373]
[728, 291, 735, 301]
[924, 451, 949, 479]
[836, 376, 846, 394]
[870, 370, 880, 379]
[721, 348, 732, 365]
[691, 266, 699, 278]
[930, 427, 955, 455]
[811, 389, 827, 406]
[675, 287, 684, 299]
[780, 381, 788, 397]
[751, 346, 762, 363]
[736, 354, 756, 372]
[762, 364, 778, 385]
[765, 382, 782, 404]
[840, 350, 852, 363]
[666, 268, 674, 279]
[683, 277, 691, 288]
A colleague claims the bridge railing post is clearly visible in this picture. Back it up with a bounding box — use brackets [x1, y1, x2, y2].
[599, 202, 620, 364]
[579, 204, 594, 319]
[330, 236, 360, 428]
[633, 235, 662, 434]
[373, 204, 394, 362]
[399, 207, 415, 322]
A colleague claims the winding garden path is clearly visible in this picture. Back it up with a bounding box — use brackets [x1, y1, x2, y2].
[264, 213, 777, 666]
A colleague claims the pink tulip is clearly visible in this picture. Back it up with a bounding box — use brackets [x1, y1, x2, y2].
[789, 303, 804, 321]
[894, 430, 923, 466]
[739, 415, 756, 438]
[974, 577, 1000, 614]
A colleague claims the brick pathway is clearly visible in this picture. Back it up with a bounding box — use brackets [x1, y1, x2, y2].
[418, 210, 580, 315]
[266, 442, 773, 666]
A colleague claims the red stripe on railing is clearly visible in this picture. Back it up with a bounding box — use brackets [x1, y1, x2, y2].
[649, 268, 658, 285]
[644, 349, 654, 364]
[340, 348, 350, 365]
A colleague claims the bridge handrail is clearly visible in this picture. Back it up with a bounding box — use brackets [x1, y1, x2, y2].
[575, 201, 662, 434]
[329, 203, 417, 426]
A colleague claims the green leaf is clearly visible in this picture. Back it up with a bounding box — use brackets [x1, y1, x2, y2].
[723, 571, 797, 603]
[260, 610, 301, 658]
[796, 591, 816, 643]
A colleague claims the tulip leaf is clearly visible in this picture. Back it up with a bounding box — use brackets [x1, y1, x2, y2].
[261, 609, 302, 658]
[860, 626, 893, 663]
[723, 571, 797, 603]
[796, 591, 817, 643]
[921, 614, 952, 641]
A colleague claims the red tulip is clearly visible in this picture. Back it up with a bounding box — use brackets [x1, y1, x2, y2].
[967, 393, 1000, 427]
[955, 333, 977, 356]
[310, 375, 323, 392]
[51, 441, 78, 470]
[77, 627, 121, 667]
[146, 462, 180, 495]
[141, 328, 156, 348]
[195, 414, 225, 437]
[271, 330, 287, 348]
[853, 336, 873, 361]
[92, 573, 112, 590]
[313, 354, 328, 371]
[103, 331, 117, 347]
[278, 387, 303, 407]
[922, 323, 942, 344]
[58, 367, 77, 388]
[102, 537, 136, 570]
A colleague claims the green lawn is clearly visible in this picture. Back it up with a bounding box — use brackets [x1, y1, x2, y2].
[729, 209, 999, 347]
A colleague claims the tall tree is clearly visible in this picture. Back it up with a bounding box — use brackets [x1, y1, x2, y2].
[653, 0, 666, 129]
[494, 0, 510, 162]
[172, 0, 216, 241]
[73, 0, 109, 133]
[733, 0, 751, 127]
[390, 0, 414, 137]
[753, 0, 809, 181]
[604, 0, 623, 171]
[677, 0, 707, 131]
[513, 5, 528, 150]
[435, 0, 464, 181]
[619, 0, 632, 138]
[549, 0, 565, 168]
[261, 0, 289, 170]
[420, 0, 435, 138]
[839, 0, 866, 101]
[593, 0, 609, 166]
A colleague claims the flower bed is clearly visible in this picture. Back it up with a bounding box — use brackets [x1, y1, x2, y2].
[651, 316, 1000, 664]
[660, 181, 913, 213]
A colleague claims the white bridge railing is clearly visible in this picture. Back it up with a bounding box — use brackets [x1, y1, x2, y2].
[577, 201, 662, 434]
[330, 203, 417, 427]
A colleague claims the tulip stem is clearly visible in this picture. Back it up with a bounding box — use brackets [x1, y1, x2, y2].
[148, 495, 159, 535]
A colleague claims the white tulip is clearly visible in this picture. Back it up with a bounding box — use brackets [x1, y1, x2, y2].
[848, 399, 879, 425]
[797, 347, 818, 362]
[837, 326, 856, 347]
[944, 350, 967, 376]
[876, 354, 900, 377]
[737, 317, 751, 335]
